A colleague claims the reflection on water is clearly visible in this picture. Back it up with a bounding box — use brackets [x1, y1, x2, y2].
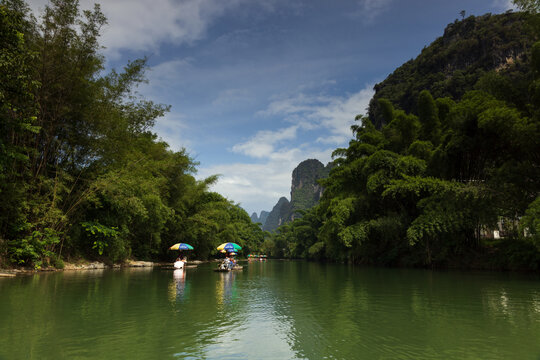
[123, 266, 153, 273]
[61, 268, 106, 277]
[216, 271, 238, 305]
[168, 269, 190, 303]
[1, 262, 540, 359]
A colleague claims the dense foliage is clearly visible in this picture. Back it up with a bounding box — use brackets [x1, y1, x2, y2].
[267, 12, 540, 270]
[0, 0, 264, 268]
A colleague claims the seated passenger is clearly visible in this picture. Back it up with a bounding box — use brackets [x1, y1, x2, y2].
[220, 257, 230, 270]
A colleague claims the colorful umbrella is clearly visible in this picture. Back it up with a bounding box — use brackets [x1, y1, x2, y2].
[169, 243, 194, 250]
[217, 242, 242, 252]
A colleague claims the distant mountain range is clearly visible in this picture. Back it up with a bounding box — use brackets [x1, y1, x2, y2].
[251, 159, 332, 232]
[250, 210, 269, 225]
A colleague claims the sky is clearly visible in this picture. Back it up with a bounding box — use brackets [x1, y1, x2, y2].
[29, 0, 515, 216]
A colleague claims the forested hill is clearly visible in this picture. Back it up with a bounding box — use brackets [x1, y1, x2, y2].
[263, 10, 540, 270]
[368, 12, 538, 128]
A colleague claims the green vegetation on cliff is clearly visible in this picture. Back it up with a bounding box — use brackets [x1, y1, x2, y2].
[368, 11, 537, 128]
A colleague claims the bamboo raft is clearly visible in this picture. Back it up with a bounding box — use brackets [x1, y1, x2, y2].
[213, 265, 243, 272]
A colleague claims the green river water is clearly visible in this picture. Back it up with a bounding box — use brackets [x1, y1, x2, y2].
[1, 261, 540, 359]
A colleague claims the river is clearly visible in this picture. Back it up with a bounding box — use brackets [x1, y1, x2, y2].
[1, 261, 540, 359]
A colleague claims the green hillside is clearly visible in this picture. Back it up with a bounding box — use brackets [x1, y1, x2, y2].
[369, 12, 538, 128]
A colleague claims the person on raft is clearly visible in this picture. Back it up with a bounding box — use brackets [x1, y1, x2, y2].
[220, 255, 235, 270]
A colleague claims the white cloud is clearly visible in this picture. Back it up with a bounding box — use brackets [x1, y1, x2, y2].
[355, 0, 396, 23]
[316, 135, 349, 145]
[362, 0, 394, 12]
[212, 88, 252, 107]
[147, 58, 195, 82]
[198, 162, 292, 213]
[142, 58, 196, 100]
[154, 111, 193, 153]
[27, 0, 250, 59]
[315, 86, 374, 141]
[258, 93, 317, 117]
[260, 84, 374, 145]
[491, 0, 517, 11]
[100, 0, 246, 59]
[232, 126, 299, 158]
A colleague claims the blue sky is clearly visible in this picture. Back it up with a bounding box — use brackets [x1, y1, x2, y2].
[30, 0, 515, 215]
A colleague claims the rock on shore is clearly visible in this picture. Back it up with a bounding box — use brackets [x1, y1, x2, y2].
[63, 260, 156, 270]
[64, 262, 108, 270]
[125, 260, 154, 267]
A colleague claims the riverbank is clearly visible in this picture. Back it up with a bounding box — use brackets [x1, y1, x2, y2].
[0, 259, 206, 277]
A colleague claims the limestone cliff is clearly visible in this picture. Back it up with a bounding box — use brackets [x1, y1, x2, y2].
[289, 159, 330, 221]
[259, 159, 332, 232]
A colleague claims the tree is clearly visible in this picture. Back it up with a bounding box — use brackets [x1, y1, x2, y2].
[513, 0, 540, 12]
[417, 90, 441, 145]
[0, 1, 40, 266]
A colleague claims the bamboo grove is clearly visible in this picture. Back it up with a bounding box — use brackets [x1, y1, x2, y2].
[0, 0, 264, 268]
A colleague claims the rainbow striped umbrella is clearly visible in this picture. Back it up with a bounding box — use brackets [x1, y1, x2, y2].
[216, 242, 242, 252]
[169, 243, 194, 250]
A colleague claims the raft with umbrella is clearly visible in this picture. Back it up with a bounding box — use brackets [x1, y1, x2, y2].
[215, 243, 242, 271]
[169, 243, 194, 269]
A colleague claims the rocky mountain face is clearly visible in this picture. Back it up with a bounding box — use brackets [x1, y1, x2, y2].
[257, 159, 332, 232]
[289, 159, 331, 221]
[262, 197, 291, 232]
